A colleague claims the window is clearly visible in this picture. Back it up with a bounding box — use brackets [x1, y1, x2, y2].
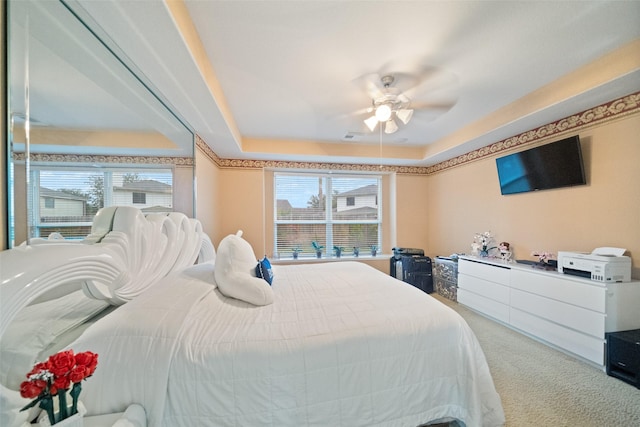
[30, 166, 173, 239]
[132, 192, 146, 204]
[274, 172, 381, 258]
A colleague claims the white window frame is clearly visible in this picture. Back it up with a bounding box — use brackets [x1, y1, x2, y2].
[273, 171, 382, 259]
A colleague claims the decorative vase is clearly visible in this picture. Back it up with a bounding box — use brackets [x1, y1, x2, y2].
[371, 249, 377, 257]
[43, 412, 83, 427]
[293, 252, 298, 259]
[34, 402, 86, 427]
[479, 249, 489, 257]
[316, 251, 322, 259]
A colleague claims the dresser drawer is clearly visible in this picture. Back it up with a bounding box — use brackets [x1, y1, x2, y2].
[458, 274, 510, 304]
[511, 269, 605, 312]
[459, 259, 510, 284]
[458, 288, 509, 324]
[510, 308, 605, 365]
[511, 288, 606, 338]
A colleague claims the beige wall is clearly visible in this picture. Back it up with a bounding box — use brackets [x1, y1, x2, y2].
[426, 114, 640, 278]
[195, 113, 639, 279]
[214, 167, 266, 254]
[395, 174, 430, 250]
[194, 149, 220, 240]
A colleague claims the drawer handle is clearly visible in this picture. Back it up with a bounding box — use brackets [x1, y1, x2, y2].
[616, 362, 627, 367]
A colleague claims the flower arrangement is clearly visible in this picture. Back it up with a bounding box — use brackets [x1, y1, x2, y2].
[472, 231, 497, 257]
[20, 350, 98, 425]
[532, 251, 554, 264]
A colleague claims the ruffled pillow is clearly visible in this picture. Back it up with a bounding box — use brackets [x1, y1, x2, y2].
[214, 231, 273, 306]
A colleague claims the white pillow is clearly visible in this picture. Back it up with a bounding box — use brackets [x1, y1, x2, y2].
[214, 231, 273, 306]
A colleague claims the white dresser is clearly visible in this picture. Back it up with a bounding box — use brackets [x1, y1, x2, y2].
[458, 256, 640, 367]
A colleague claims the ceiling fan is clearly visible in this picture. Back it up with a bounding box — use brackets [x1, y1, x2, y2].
[362, 75, 412, 134]
[354, 71, 456, 135]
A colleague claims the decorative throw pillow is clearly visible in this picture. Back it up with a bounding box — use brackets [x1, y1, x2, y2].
[214, 230, 274, 306]
[255, 256, 274, 285]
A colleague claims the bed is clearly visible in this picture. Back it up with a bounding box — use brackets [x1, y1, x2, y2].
[0, 208, 504, 427]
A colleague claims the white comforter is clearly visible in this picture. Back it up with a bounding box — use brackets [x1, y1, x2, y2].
[72, 261, 504, 427]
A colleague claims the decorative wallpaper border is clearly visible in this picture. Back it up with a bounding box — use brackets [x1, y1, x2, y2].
[428, 91, 640, 174]
[12, 152, 194, 167]
[18, 91, 638, 174]
[197, 91, 640, 175]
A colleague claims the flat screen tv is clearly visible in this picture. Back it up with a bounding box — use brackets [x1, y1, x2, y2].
[496, 135, 586, 195]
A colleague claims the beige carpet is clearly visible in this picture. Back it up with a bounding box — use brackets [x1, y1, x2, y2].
[432, 294, 640, 427]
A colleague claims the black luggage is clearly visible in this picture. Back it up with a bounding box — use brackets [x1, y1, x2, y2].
[390, 252, 433, 294]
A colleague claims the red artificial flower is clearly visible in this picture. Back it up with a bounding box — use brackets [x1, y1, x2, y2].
[53, 375, 71, 391]
[19, 381, 44, 399]
[75, 351, 98, 378]
[47, 349, 75, 377]
[68, 366, 85, 383]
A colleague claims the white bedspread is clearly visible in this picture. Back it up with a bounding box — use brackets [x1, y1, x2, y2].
[71, 261, 504, 427]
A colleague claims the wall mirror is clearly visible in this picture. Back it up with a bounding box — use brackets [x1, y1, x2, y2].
[6, 0, 195, 247]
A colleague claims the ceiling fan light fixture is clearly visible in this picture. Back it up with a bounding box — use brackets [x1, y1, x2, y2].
[364, 115, 378, 131]
[396, 108, 413, 125]
[375, 104, 392, 122]
[384, 118, 398, 134]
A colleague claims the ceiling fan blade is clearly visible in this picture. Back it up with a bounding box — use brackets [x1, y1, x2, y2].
[352, 73, 385, 100]
[386, 65, 459, 100]
[397, 93, 410, 104]
[332, 106, 373, 121]
[411, 100, 457, 111]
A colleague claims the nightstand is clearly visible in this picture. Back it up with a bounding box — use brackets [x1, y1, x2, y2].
[606, 329, 640, 388]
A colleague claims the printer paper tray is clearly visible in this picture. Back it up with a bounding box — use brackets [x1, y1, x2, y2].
[562, 267, 591, 279]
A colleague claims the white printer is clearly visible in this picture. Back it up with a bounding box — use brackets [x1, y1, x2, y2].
[557, 247, 631, 282]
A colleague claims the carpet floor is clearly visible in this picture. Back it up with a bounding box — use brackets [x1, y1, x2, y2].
[432, 294, 640, 427]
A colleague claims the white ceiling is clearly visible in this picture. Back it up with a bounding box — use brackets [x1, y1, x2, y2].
[63, 1, 640, 166]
